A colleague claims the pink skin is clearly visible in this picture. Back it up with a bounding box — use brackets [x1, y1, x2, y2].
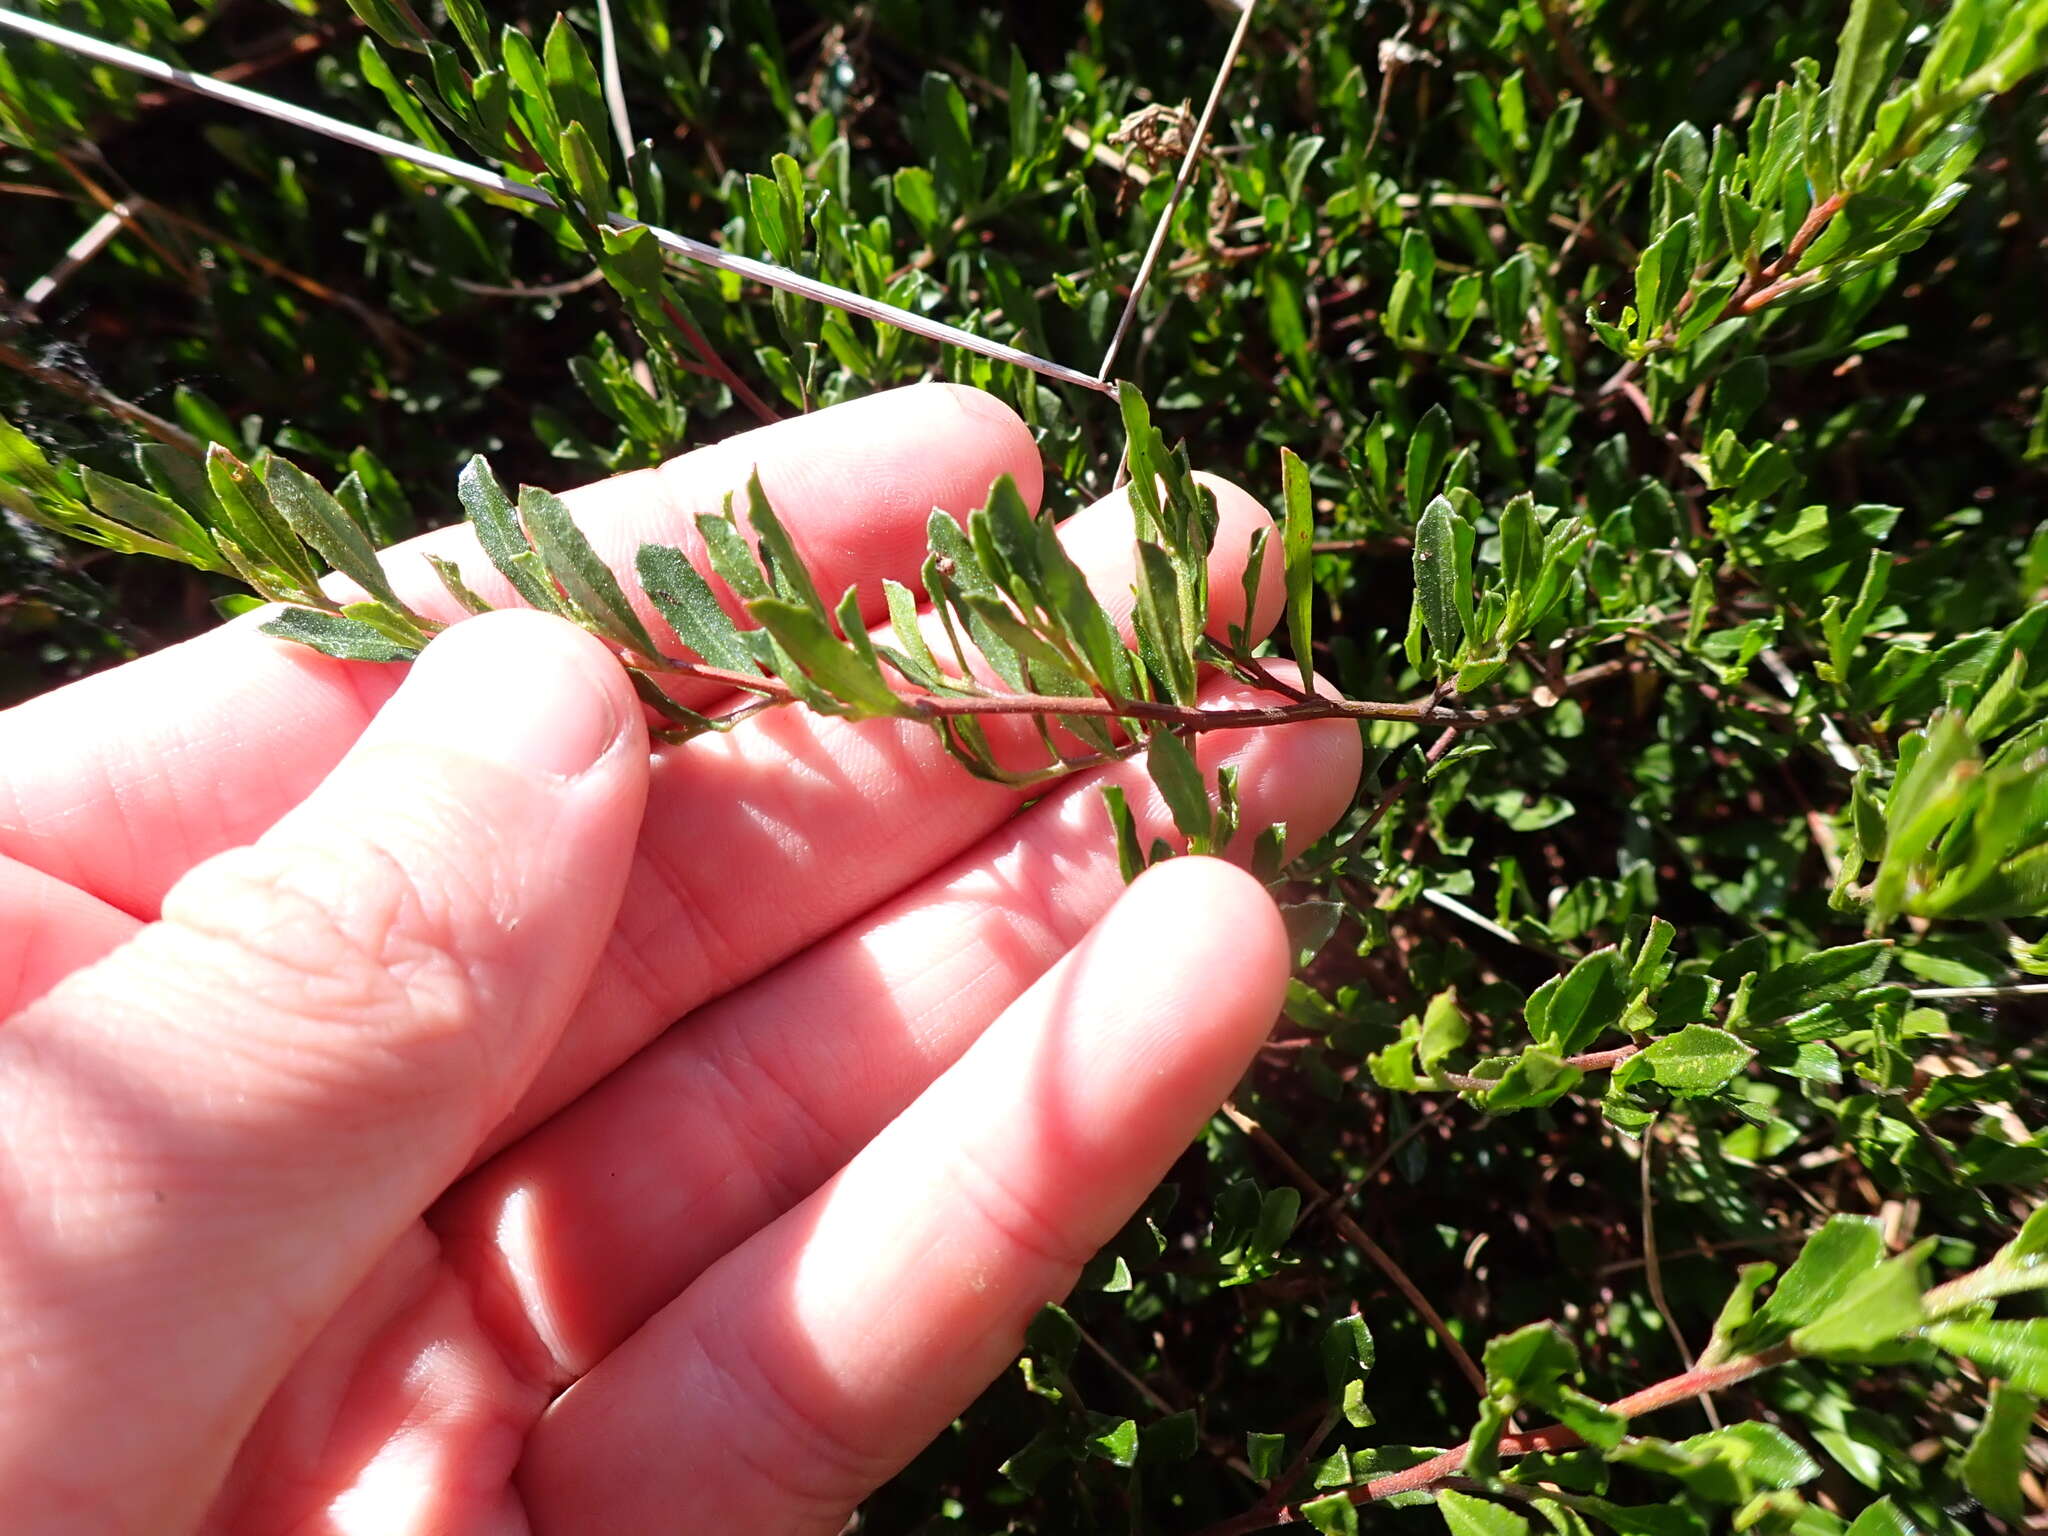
[0, 385, 1362, 1535]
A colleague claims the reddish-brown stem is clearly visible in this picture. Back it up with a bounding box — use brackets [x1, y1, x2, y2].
[658, 299, 784, 425]
[1733, 271, 1822, 314]
[0, 340, 201, 456]
[636, 653, 1633, 735]
[1434, 1043, 1641, 1094]
[1191, 1344, 1799, 1536]
[1727, 192, 1845, 315]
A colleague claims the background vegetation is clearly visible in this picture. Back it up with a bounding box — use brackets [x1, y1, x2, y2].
[4, 0, 2048, 1532]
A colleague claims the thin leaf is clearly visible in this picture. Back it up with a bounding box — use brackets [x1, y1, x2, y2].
[263, 456, 403, 607]
[260, 605, 420, 662]
[748, 595, 908, 716]
[1146, 727, 1211, 844]
[518, 484, 661, 655]
[636, 543, 759, 673]
[1960, 1380, 2036, 1523]
[1280, 447, 1315, 674]
[455, 456, 564, 614]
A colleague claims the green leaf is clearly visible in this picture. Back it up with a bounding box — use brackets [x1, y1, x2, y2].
[1960, 1380, 2037, 1523]
[1101, 785, 1147, 883]
[1636, 1024, 1754, 1097]
[458, 456, 563, 615]
[1484, 1321, 1578, 1397]
[259, 605, 420, 663]
[500, 24, 560, 149]
[264, 456, 402, 608]
[77, 466, 217, 568]
[748, 170, 793, 259]
[1746, 942, 1893, 1024]
[1146, 729, 1211, 844]
[543, 12, 610, 174]
[1791, 1241, 1930, 1354]
[1405, 404, 1453, 523]
[1841, 1498, 1915, 1536]
[425, 554, 494, 616]
[1085, 1416, 1138, 1467]
[875, 578, 947, 690]
[1830, 0, 1911, 170]
[1413, 494, 1474, 669]
[559, 120, 611, 215]
[1420, 989, 1469, 1075]
[1135, 542, 1197, 703]
[1741, 1216, 1885, 1344]
[636, 544, 758, 674]
[444, 0, 492, 65]
[748, 596, 908, 717]
[1280, 447, 1315, 673]
[1525, 945, 1627, 1057]
[206, 446, 319, 592]
[1248, 1431, 1288, 1483]
[742, 471, 829, 617]
[893, 164, 941, 238]
[1632, 217, 1694, 336]
[1283, 901, 1344, 966]
[345, 0, 425, 54]
[518, 485, 661, 655]
[1322, 1312, 1377, 1399]
[1547, 1386, 1628, 1452]
[1437, 1489, 1531, 1536]
[338, 598, 429, 649]
[1302, 1492, 1359, 1536]
[1613, 1423, 1820, 1503]
[1484, 1049, 1585, 1113]
[1927, 1318, 2048, 1394]
[697, 505, 774, 605]
[1990, 1203, 2048, 1278]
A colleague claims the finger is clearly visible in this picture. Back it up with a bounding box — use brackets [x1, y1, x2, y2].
[0, 383, 1036, 918]
[433, 665, 1358, 1384]
[0, 854, 140, 1014]
[490, 470, 1284, 1140]
[516, 857, 1292, 1532]
[0, 610, 648, 1534]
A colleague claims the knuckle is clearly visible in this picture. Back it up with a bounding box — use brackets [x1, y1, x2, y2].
[152, 836, 496, 1099]
[946, 1137, 1099, 1276]
[685, 1314, 890, 1513]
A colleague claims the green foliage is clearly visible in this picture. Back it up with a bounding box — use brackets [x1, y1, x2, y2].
[5, 0, 2048, 1532]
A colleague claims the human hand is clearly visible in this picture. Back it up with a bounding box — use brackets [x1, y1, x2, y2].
[0, 385, 1360, 1534]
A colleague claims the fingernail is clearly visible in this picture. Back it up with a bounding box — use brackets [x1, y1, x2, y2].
[370, 612, 623, 781]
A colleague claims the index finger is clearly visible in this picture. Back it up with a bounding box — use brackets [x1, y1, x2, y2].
[0, 384, 1039, 918]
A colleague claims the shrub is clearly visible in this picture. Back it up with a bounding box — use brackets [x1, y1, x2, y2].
[5, 1, 2048, 1532]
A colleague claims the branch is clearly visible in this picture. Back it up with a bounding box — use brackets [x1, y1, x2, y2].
[658, 299, 784, 425]
[1189, 1344, 1799, 1536]
[0, 340, 201, 457]
[1432, 1043, 1640, 1094]
[631, 651, 1635, 737]
[1727, 192, 1845, 316]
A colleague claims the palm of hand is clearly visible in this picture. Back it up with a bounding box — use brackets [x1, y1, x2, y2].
[0, 387, 1357, 1534]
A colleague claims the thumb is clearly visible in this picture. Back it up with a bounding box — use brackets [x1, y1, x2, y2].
[0, 609, 648, 1532]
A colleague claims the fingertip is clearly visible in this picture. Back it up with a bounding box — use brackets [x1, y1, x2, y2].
[1128, 854, 1291, 993]
[369, 609, 647, 782]
[914, 383, 1044, 510]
